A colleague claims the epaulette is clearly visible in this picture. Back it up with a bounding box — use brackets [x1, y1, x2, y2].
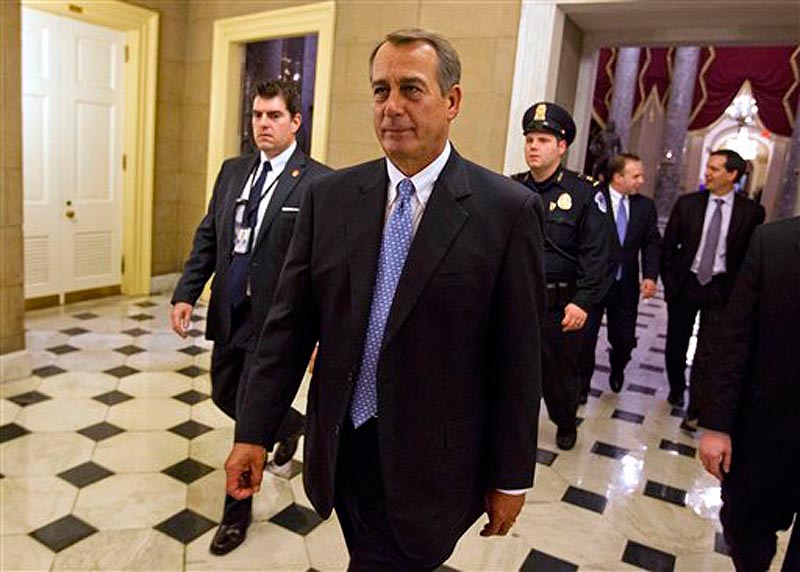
[577, 172, 600, 187]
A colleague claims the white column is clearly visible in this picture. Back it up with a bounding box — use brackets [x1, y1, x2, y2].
[566, 46, 600, 172]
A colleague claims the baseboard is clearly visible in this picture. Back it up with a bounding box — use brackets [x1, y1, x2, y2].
[0, 349, 33, 383]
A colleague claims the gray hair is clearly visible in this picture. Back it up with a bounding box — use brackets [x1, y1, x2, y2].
[369, 28, 461, 94]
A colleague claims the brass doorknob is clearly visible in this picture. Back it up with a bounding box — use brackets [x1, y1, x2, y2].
[65, 209, 76, 219]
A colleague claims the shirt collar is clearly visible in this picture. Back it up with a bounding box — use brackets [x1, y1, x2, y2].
[260, 140, 297, 174]
[385, 141, 451, 206]
[710, 189, 735, 206]
[608, 185, 626, 205]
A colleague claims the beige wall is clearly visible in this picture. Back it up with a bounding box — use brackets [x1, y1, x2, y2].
[0, 0, 25, 355]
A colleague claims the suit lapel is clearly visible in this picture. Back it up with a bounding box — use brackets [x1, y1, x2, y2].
[383, 153, 470, 346]
[346, 161, 388, 340]
[220, 154, 260, 254]
[606, 187, 621, 249]
[687, 191, 710, 255]
[727, 193, 746, 253]
[254, 148, 305, 249]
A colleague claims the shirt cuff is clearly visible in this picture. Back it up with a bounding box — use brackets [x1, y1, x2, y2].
[496, 488, 528, 495]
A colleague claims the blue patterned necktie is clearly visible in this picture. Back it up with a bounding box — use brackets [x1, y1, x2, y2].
[697, 198, 724, 286]
[227, 160, 271, 308]
[351, 178, 416, 428]
[615, 197, 627, 280]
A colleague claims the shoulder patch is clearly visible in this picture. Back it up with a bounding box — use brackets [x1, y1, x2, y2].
[594, 191, 608, 214]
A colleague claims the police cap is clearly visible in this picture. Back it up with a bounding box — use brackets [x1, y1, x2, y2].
[522, 101, 576, 146]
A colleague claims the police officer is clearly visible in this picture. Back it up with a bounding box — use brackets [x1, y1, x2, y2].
[512, 102, 610, 450]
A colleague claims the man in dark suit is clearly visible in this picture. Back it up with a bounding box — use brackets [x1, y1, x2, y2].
[224, 29, 545, 571]
[698, 216, 800, 572]
[661, 149, 764, 428]
[579, 153, 661, 399]
[170, 80, 330, 555]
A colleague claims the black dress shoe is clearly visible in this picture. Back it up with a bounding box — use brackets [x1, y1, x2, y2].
[609, 369, 624, 393]
[679, 417, 698, 434]
[209, 514, 251, 556]
[667, 390, 685, 408]
[556, 426, 577, 450]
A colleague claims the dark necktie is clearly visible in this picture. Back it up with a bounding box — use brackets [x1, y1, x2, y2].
[696, 198, 724, 286]
[227, 160, 271, 307]
[351, 178, 416, 427]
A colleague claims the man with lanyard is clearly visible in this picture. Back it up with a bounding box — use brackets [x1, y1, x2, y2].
[171, 80, 330, 555]
[512, 101, 609, 450]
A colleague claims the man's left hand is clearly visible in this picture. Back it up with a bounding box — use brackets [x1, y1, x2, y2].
[699, 430, 732, 481]
[562, 303, 587, 332]
[480, 490, 525, 537]
[640, 279, 657, 299]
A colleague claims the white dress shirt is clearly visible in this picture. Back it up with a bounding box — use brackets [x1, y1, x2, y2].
[691, 190, 734, 276]
[238, 140, 298, 246]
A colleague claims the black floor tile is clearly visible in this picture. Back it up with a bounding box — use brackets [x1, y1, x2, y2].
[185, 328, 204, 338]
[270, 503, 324, 536]
[121, 327, 150, 337]
[588, 387, 603, 398]
[714, 531, 730, 556]
[591, 441, 630, 460]
[657, 333, 667, 339]
[60, 327, 89, 336]
[32, 365, 66, 378]
[561, 485, 607, 514]
[178, 345, 208, 356]
[169, 419, 214, 439]
[622, 540, 676, 572]
[8, 390, 51, 407]
[103, 365, 140, 379]
[640, 363, 665, 373]
[127, 313, 154, 321]
[134, 300, 158, 308]
[172, 389, 209, 405]
[77, 421, 125, 442]
[644, 480, 687, 507]
[57, 461, 114, 488]
[46, 344, 79, 355]
[595, 364, 611, 373]
[520, 549, 578, 572]
[92, 390, 134, 406]
[155, 509, 216, 544]
[649, 346, 666, 354]
[638, 311, 656, 318]
[162, 458, 215, 484]
[612, 409, 645, 425]
[636, 322, 649, 328]
[189, 314, 205, 323]
[114, 345, 145, 356]
[536, 448, 558, 467]
[659, 439, 696, 458]
[72, 312, 99, 320]
[627, 383, 657, 396]
[176, 365, 208, 378]
[30, 515, 98, 552]
[0, 423, 30, 444]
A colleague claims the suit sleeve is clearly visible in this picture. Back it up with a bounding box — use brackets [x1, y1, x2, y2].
[486, 193, 545, 489]
[640, 199, 662, 281]
[573, 188, 611, 309]
[235, 180, 321, 447]
[699, 225, 763, 434]
[171, 162, 228, 306]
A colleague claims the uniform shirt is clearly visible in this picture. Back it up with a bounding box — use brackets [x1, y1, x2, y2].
[384, 141, 450, 234]
[690, 189, 734, 276]
[512, 166, 610, 309]
[238, 140, 297, 245]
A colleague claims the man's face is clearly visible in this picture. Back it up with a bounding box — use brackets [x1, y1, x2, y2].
[704, 154, 737, 195]
[613, 160, 645, 194]
[371, 41, 461, 175]
[524, 131, 566, 174]
[251, 95, 300, 158]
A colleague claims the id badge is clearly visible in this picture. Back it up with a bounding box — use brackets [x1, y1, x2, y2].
[233, 227, 252, 254]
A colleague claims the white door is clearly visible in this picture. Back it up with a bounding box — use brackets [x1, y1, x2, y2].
[22, 8, 125, 299]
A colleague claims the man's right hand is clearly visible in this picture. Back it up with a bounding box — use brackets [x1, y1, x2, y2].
[699, 430, 732, 481]
[225, 443, 267, 500]
[170, 302, 193, 338]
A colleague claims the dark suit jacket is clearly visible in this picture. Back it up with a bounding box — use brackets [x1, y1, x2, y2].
[660, 190, 765, 301]
[172, 147, 330, 348]
[601, 187, 661, 299]
[236, 150, 545, 564]
[699, 217, 800, 485]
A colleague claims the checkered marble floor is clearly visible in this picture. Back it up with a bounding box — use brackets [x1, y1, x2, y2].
[1, 294, 793, 571]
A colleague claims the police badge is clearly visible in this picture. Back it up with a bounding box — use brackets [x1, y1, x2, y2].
[557, 193, 572, 211]
[594, 190, 608, 214]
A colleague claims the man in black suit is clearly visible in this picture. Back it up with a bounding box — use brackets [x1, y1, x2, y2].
[579, 153, 661, 399]
[661, 149, 764, 428]
[170, 80, 330, 555]
[698, 216, 800, 572]
[224, 29, 545, 571]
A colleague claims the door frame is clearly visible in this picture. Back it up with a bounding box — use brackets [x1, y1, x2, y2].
[22, 0, 158, 296]
[206, 1, 336, 204]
